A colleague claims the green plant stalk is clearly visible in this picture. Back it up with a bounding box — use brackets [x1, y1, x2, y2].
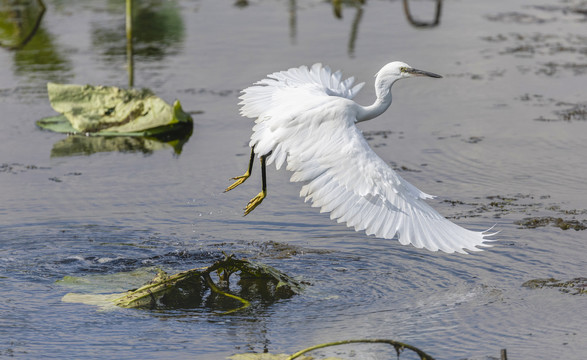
[203, 273, 251, 314]
[286, 339, 436, 360]
[126, 0, 134, 87]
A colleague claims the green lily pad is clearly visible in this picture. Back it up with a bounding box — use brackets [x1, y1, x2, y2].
[37, 83, 193, 136]
[57, 267, 160, 293]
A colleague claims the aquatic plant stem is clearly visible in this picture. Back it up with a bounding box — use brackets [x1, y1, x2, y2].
[203, 273, 251, 314]
[126, 0, 134, 87]
[286, 339, 436, 360]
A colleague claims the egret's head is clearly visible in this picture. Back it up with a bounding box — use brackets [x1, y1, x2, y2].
[375, 61, 442, 90]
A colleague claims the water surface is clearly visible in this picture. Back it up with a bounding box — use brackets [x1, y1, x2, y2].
[1, 0, 586, 359]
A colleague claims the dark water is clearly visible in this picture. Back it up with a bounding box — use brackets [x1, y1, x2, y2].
[1, 0, 586, 359]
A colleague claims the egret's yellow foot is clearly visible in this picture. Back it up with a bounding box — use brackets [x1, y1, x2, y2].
[224, 173, 250, 192]
[243, 190, 266, 216]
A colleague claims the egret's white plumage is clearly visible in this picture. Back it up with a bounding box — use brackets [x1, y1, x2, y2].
[232, 62, 496, 253]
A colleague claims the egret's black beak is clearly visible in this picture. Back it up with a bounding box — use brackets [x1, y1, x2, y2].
[408, 68, 442, 78]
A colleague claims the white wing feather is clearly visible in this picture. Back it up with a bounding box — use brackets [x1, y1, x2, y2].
[239, 64, 495, 253]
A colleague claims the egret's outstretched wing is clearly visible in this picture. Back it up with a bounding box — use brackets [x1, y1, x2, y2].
[239, 64, 495, 253]
[289, 120, 495, 253]
[240, 63, 364, 115]
[240, 64, 363, 168]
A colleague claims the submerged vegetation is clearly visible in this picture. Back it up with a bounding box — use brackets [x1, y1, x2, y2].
[442, 193, 587, 232]
[517, 93, 587, 122]
[522, 278, 587, 295]
[61, 255, 304, 312]
[515, 216, 587, 231]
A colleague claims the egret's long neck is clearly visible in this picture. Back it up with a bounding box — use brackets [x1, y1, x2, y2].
[356, 88, 392, 123]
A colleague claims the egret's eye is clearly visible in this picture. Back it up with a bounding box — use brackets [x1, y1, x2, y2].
[400, 67, 407, 73]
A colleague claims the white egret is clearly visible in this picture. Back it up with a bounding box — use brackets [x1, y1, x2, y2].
[226, 62, 496, 253]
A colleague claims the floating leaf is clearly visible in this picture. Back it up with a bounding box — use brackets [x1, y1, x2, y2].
[56, 267, 160, 293]
[58, 267, 161, 310]
[37, 83, 193, 136]
[62, 293, 126, 310]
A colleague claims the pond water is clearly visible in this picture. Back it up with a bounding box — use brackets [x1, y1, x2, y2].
[1, 0, 586, 359]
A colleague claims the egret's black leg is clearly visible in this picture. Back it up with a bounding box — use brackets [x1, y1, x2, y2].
[225, 147, 256, 192]
[243, 155, 267, 216]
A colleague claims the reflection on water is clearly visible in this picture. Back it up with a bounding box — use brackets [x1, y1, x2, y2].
[92, 0, 185, 63]
[403, 0, 442, 28]
[13, 25, 71, 82]
[1, 0, 72, 87]
[1, 0, 187, 94]
[0, 0, 45, 49]
[237, 0, 444, 58]
[49, 129, 192, 157]
[331, 0, 363, 19]
[331, 0, 365, 58]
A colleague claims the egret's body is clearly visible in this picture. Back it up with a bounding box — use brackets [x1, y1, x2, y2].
[226, 62, 495, 253]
